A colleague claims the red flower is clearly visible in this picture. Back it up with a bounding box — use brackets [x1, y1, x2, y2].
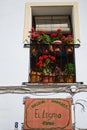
[39, 62, 43, 67]
[62, 35, 66, 41]
[57, 29, 62, 33]
[35, 33, 40, 37]
[31, 27, 35, 32]
[67, 35, 73, 39]
[37, 55, 56, 68]
[49, 55, 56, 61]
[62, 35, 66, 40]
[31, 32, 40, 38]
[50, 33, 57, 37]
[39, 56, 43, 61]
[37, 60, 43, 67]
[43, 55, 49, 59]
[39, 30, 46, 34]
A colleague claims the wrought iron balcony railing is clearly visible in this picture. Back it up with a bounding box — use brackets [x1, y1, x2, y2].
[24, 42, 80, 83]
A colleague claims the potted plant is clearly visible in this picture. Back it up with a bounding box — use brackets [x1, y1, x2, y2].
[66, 46, 73, 54]
[63, 35, 74, 44]
[29, 71, 42, 83]
[64, 63, 75, 83]
[37, 55, 56, 83]
[55, 66, 64, 83]
[28, 27, 74, 44]
[29, 28, 51, 44]
[62, 35, 74, 54]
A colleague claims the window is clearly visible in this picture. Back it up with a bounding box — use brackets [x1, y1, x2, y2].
[33, 16, 71, 34]
[23, 2, 80, 83]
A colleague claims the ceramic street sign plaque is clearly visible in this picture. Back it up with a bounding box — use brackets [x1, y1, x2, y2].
[24, 98, 72, 130]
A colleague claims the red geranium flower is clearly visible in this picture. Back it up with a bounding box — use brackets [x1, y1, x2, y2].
[61, 35, 66, 42]
[43, 55, 49, 59]
[31, 32, 40, 38]
[31, 27, 35, 32]
[39, 56, 43, 61]
[37, 55, 56, 67]
[57, 29, 62, 33]
[67, 35, 73, 39]
[39, 30, 46, 34]
[37, 61, 43, 67]
[29, 27, 74, 45]
[50, 33, 57, 37]
[49, 55, 56, 61]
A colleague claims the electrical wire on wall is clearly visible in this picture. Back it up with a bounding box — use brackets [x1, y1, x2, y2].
[0, 83, 87, 94]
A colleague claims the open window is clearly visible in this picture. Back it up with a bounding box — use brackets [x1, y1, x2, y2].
[23, 2, 80, 83]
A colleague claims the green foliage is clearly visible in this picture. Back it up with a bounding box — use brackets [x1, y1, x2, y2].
[38, 34, 51, 43]
[64, 63, 75, 75]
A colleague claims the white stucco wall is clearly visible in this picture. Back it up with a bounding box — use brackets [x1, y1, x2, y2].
[0, 0, 87, 86]
[0, 0, 87, 130]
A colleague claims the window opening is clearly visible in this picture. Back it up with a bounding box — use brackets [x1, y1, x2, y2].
[29, 15, 76, 83]
[33, 15, 72, 34]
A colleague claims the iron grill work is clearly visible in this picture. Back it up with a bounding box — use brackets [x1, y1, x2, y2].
[24, 42, 80, 83]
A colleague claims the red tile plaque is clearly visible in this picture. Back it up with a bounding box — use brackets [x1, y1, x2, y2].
[24, 98, 72, 130]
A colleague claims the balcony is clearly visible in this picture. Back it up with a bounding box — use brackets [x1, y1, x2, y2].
[24, 42, 80, 84]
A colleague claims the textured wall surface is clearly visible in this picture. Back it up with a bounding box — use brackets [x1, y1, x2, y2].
[0, 0, 87, 130]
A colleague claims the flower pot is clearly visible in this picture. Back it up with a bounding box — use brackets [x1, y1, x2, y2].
[65, 75, 74, 83]
[55, 47, 61, 54]
[49, 45, 54, 52]
[30, 71, 41, 82]
[55, 72, 64, 83]
[66, 47, 73, 54]
[43, 73, 55, 83]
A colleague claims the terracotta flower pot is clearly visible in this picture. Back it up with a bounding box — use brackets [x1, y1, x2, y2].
[30, 71, 41, 82]
[66, 47, 73, 54]
[43, 73, 55, 83]
[55, 72, 64, 83]
[65, 75, 74, 83]
[55, 47, 61, 54]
